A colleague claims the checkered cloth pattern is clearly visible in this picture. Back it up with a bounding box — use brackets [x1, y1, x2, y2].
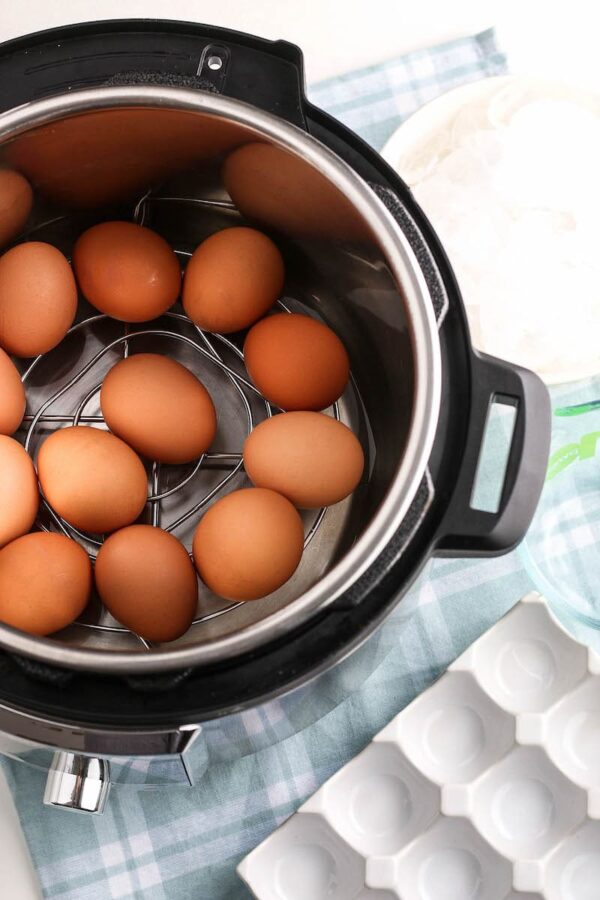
[3, 27, 574, 900]
[309, 27, 506, 150]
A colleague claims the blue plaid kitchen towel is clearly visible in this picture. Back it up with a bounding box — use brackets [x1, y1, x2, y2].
[2, 27, 573, 900]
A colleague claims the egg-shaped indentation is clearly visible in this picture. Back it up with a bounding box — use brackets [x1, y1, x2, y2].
[276, 845, 338, 900]
[471, 747, 587, 860]
[472, 600, 588, 712]
[356, 891, 398, 900]
[496, 638, 558, 703]
[564, 711, 600, 773]
[425, 706, 485, 769]
[492, 778, 555, 842]
[244, 411, 364, 508]
[394, 818, 511, 900]
[101, 353, 217, 464]
[0, 169, 33, 248]
[37, 426, 148, 534]
[244, 313, 350, 411]
[73, 221, 181, 322]
[352, 774, 412, 837]
[193, 488, 304, 601]
[320, 741, 438, 857]
[562, 855, 600, 900]
[546, 675, 600, 788]
[396, 671, 514, 784]
[419, 849, 482, 900]
[544, 821, 600, 900]
[238, 812, 364, 900]
[95, 525, 198, 642]
[504, 895, 543, 900]
[183, 226, 284, 333]
[0, 435, 38, 548]
[0, 532, 91, 635]
[0, 348, 25, 435]
[0, 242, 78, 357]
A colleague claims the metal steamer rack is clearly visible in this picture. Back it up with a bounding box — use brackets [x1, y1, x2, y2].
[17, 190, 346, 653]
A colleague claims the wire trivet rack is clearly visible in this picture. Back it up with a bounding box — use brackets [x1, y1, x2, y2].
[16, 194, 346, 650]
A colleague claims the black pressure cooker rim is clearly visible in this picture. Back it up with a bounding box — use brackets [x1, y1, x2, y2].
[0, 20, 550, 733]
[0, 82, 445, 673]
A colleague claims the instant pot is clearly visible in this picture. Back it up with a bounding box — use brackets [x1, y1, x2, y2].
[0, 20, 550, 812]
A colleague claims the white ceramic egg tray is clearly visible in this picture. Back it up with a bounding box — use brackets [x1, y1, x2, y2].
[238, 593, 600, 900]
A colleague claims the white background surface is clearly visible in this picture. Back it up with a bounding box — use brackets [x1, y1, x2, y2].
[0, 0, 599, 87]
[0, 2, 597, 897]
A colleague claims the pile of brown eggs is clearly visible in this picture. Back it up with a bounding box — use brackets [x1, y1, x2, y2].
[0, 168, 364, 644]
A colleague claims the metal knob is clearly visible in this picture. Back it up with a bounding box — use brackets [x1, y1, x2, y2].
[43, 752, 110, 814]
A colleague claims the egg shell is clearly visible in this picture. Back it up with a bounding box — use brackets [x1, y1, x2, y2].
[222, 143, 369, 242]
[73, 221, 181, 322]
[6, 108, 246, 209]
[193, 487, 304, 601]
[0, 532, 92, 636]
[0, 169, 33, 249]
[37, 426, 148, 534]
[0, 242, 78, 357]
[0, 436, 39, 548]
[101, 354, 217, 464]
[182, 227, 284, 333]
[244, 313, 350, 410]
[0, 348, 25, 435]
[95, 525, 198, 642]
[244, 411, 364, 509]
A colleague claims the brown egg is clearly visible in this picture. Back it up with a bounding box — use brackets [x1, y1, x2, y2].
[95, 525, 198, 642]
[0, 436, 38, 548]
[244, 313, 350, 410]
[100, 354, 217, 464]
[244, 412, 364, 508]
[0, 532, 91, 635]
[222, 143, 369, 242]
[0, 170, 33, 248]
[73, 221, 181, 322]
[0, 348, 25, 435]
[193, 488, 304, 601]
[0, 242, 78, 357]
[37, 426, 147, 534]
[182, 227, 284, 333]
[6, 107, 247, 209]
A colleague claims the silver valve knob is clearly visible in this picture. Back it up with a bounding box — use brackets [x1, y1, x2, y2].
[43, 752, 110, 814]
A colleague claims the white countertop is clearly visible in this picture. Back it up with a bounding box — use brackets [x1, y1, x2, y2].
[0, 2, 597, 897]
[1, 0, 599, 88]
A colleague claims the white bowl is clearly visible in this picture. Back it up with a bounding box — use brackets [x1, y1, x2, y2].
[381, 75, 600, 385]
[381, 76, 513, 175]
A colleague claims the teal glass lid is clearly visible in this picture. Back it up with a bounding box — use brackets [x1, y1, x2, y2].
[520, 384, 600, 627]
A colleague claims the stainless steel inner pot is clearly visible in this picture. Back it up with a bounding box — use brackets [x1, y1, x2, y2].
[0, 87, 441, 673]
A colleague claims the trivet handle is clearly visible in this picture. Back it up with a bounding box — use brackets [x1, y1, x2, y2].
[436, 351, 550, 556]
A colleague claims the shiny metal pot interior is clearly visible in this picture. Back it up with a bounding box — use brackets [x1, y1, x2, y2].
[0, 87, 441, 672]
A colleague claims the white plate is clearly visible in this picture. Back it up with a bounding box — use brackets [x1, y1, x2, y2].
[239, 593, 599, 899]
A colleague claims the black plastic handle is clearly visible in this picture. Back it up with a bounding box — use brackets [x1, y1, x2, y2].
[195, 34, 308, 129]
[436, 350, 550, 557]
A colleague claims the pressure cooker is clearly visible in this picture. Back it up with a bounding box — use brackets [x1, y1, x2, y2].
[0, 19, 550, 812]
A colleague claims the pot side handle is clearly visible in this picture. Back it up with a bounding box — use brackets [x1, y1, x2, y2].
[435, 351, 550, 557]
[195, 35, 308, 130]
